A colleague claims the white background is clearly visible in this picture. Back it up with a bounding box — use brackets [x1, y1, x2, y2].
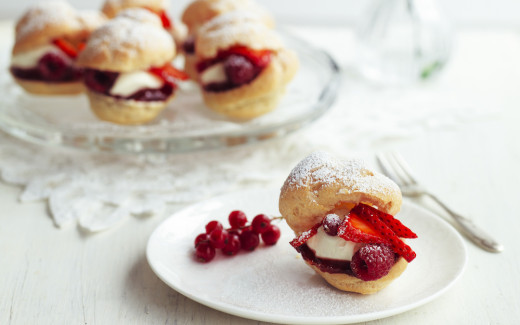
[1, 0, 520, 27]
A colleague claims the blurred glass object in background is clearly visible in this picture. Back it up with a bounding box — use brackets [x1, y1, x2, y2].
[356, 0, 452, 84]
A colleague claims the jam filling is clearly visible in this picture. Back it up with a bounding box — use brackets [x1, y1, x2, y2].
[10, 52, 82, 83]
[196, 46, 272, 93]
[83, 69, 174, 102]
[183, 36, 195, 54]
[297, 244, 355, 276]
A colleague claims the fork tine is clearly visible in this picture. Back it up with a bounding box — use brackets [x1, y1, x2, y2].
[376, 152, 404, 185]
[388, 151, 419, 185]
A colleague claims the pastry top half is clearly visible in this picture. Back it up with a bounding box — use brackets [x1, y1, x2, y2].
[102, 0, 169, 18]
[77, 12, 175, 72]
[181, 0, 274, 33]
[279, 151, 402, 234]
[195, 14, 283, 59]
[114, 8, 164, 26]
[13, 0, 106, 54]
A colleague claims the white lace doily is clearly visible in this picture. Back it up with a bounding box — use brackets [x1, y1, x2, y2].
[0, 72, 497, 232]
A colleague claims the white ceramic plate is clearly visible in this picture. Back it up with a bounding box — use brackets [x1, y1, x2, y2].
[146, 189, 467, 324]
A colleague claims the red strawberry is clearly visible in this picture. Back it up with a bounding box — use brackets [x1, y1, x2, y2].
[349, 204, 417, 262]
[337, 213, 388, 245]
[225, 46, 272, 68]
[52, 38, 79, 59]
[149, 63, 189, 86]
[289, 223, 320, 248]
[352, 204, 417, 239]
[158, 10, 172, 29]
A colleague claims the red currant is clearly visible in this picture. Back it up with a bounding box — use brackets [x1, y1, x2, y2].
[194, 233, 209, 247]
[228, 210, 247, 229]
[222, 234, 241, 256]
[239, 229, 260, 251]
[195, 241, 215, 263]
[209, 228, 229, 249]
[261, 224, 281, 245]
[205, 220, 223, 234]
[252, 214, 271, 234]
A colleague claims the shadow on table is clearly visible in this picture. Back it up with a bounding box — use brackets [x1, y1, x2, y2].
[125, 254, 271, 324]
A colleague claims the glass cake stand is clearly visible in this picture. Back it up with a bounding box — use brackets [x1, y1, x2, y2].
[0, 31, 340, 154]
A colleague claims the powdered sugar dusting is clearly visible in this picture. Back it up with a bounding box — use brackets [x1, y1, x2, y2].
[197, 21, 282, 57]
[115, 8, 162, 26]
[200, 10, 270, 31]
[16, 1, 79, 42]
[81, 16, 173, 66]
[282, 151, 398, 197]
[105, 0, 170, 10]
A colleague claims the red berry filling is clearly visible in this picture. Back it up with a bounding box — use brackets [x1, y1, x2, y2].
[183, 36, 195, 54]
[196, 46, 272, 92]
[290, 203, 417, 281]
[10, 52, 83, 83]
[82, 64, 188, 102]
[296, 243, 355, 276]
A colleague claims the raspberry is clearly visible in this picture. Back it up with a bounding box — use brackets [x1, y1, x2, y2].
[224, 54, 257, 86]
[350, 244, 395, 281]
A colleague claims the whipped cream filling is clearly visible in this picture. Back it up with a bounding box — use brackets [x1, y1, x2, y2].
[10, 45, 63, 68]
[307, 227, 361, 261]
[110, 71, 164, 97]
[200, 63, 227, 85]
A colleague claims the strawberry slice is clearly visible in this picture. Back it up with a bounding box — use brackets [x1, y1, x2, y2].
[149, 63, 189, 86]
[349, 204, 417, 262]
[225, 46, 272, 68]
[144, 8, 173, 29]
[52, 39, 79, 59]
[353, 204, 417, 239]
[289, 223, 320, 248]
[337, 213, 388, 245]
[158, 10, 172, 29]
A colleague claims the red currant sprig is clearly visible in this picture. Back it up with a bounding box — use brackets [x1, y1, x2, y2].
[194, 210, 282, 263]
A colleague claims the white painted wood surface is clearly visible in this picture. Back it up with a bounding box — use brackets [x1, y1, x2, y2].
[1, 21, 520, 324]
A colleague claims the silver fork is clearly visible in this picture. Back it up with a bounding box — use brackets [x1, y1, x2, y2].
[376, 151, 504, 253]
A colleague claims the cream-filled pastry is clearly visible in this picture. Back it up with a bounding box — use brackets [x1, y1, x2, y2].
[180, 0, 274, 80]
[77, 13, 188, 125]
[279, 152, 418, 295]
[193, 15, 298, 119]
[10, 1, 106, 95]
[101, 0, 184, 47]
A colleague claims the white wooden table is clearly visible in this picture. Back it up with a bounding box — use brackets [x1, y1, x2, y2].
[1, 21, 520, 324]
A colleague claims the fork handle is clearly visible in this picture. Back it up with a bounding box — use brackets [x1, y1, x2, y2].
[425, 193, 504, 253]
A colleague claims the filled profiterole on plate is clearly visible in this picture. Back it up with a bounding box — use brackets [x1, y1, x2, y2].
[279, 152, 417, 294]
[8, 0, 300, 125]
